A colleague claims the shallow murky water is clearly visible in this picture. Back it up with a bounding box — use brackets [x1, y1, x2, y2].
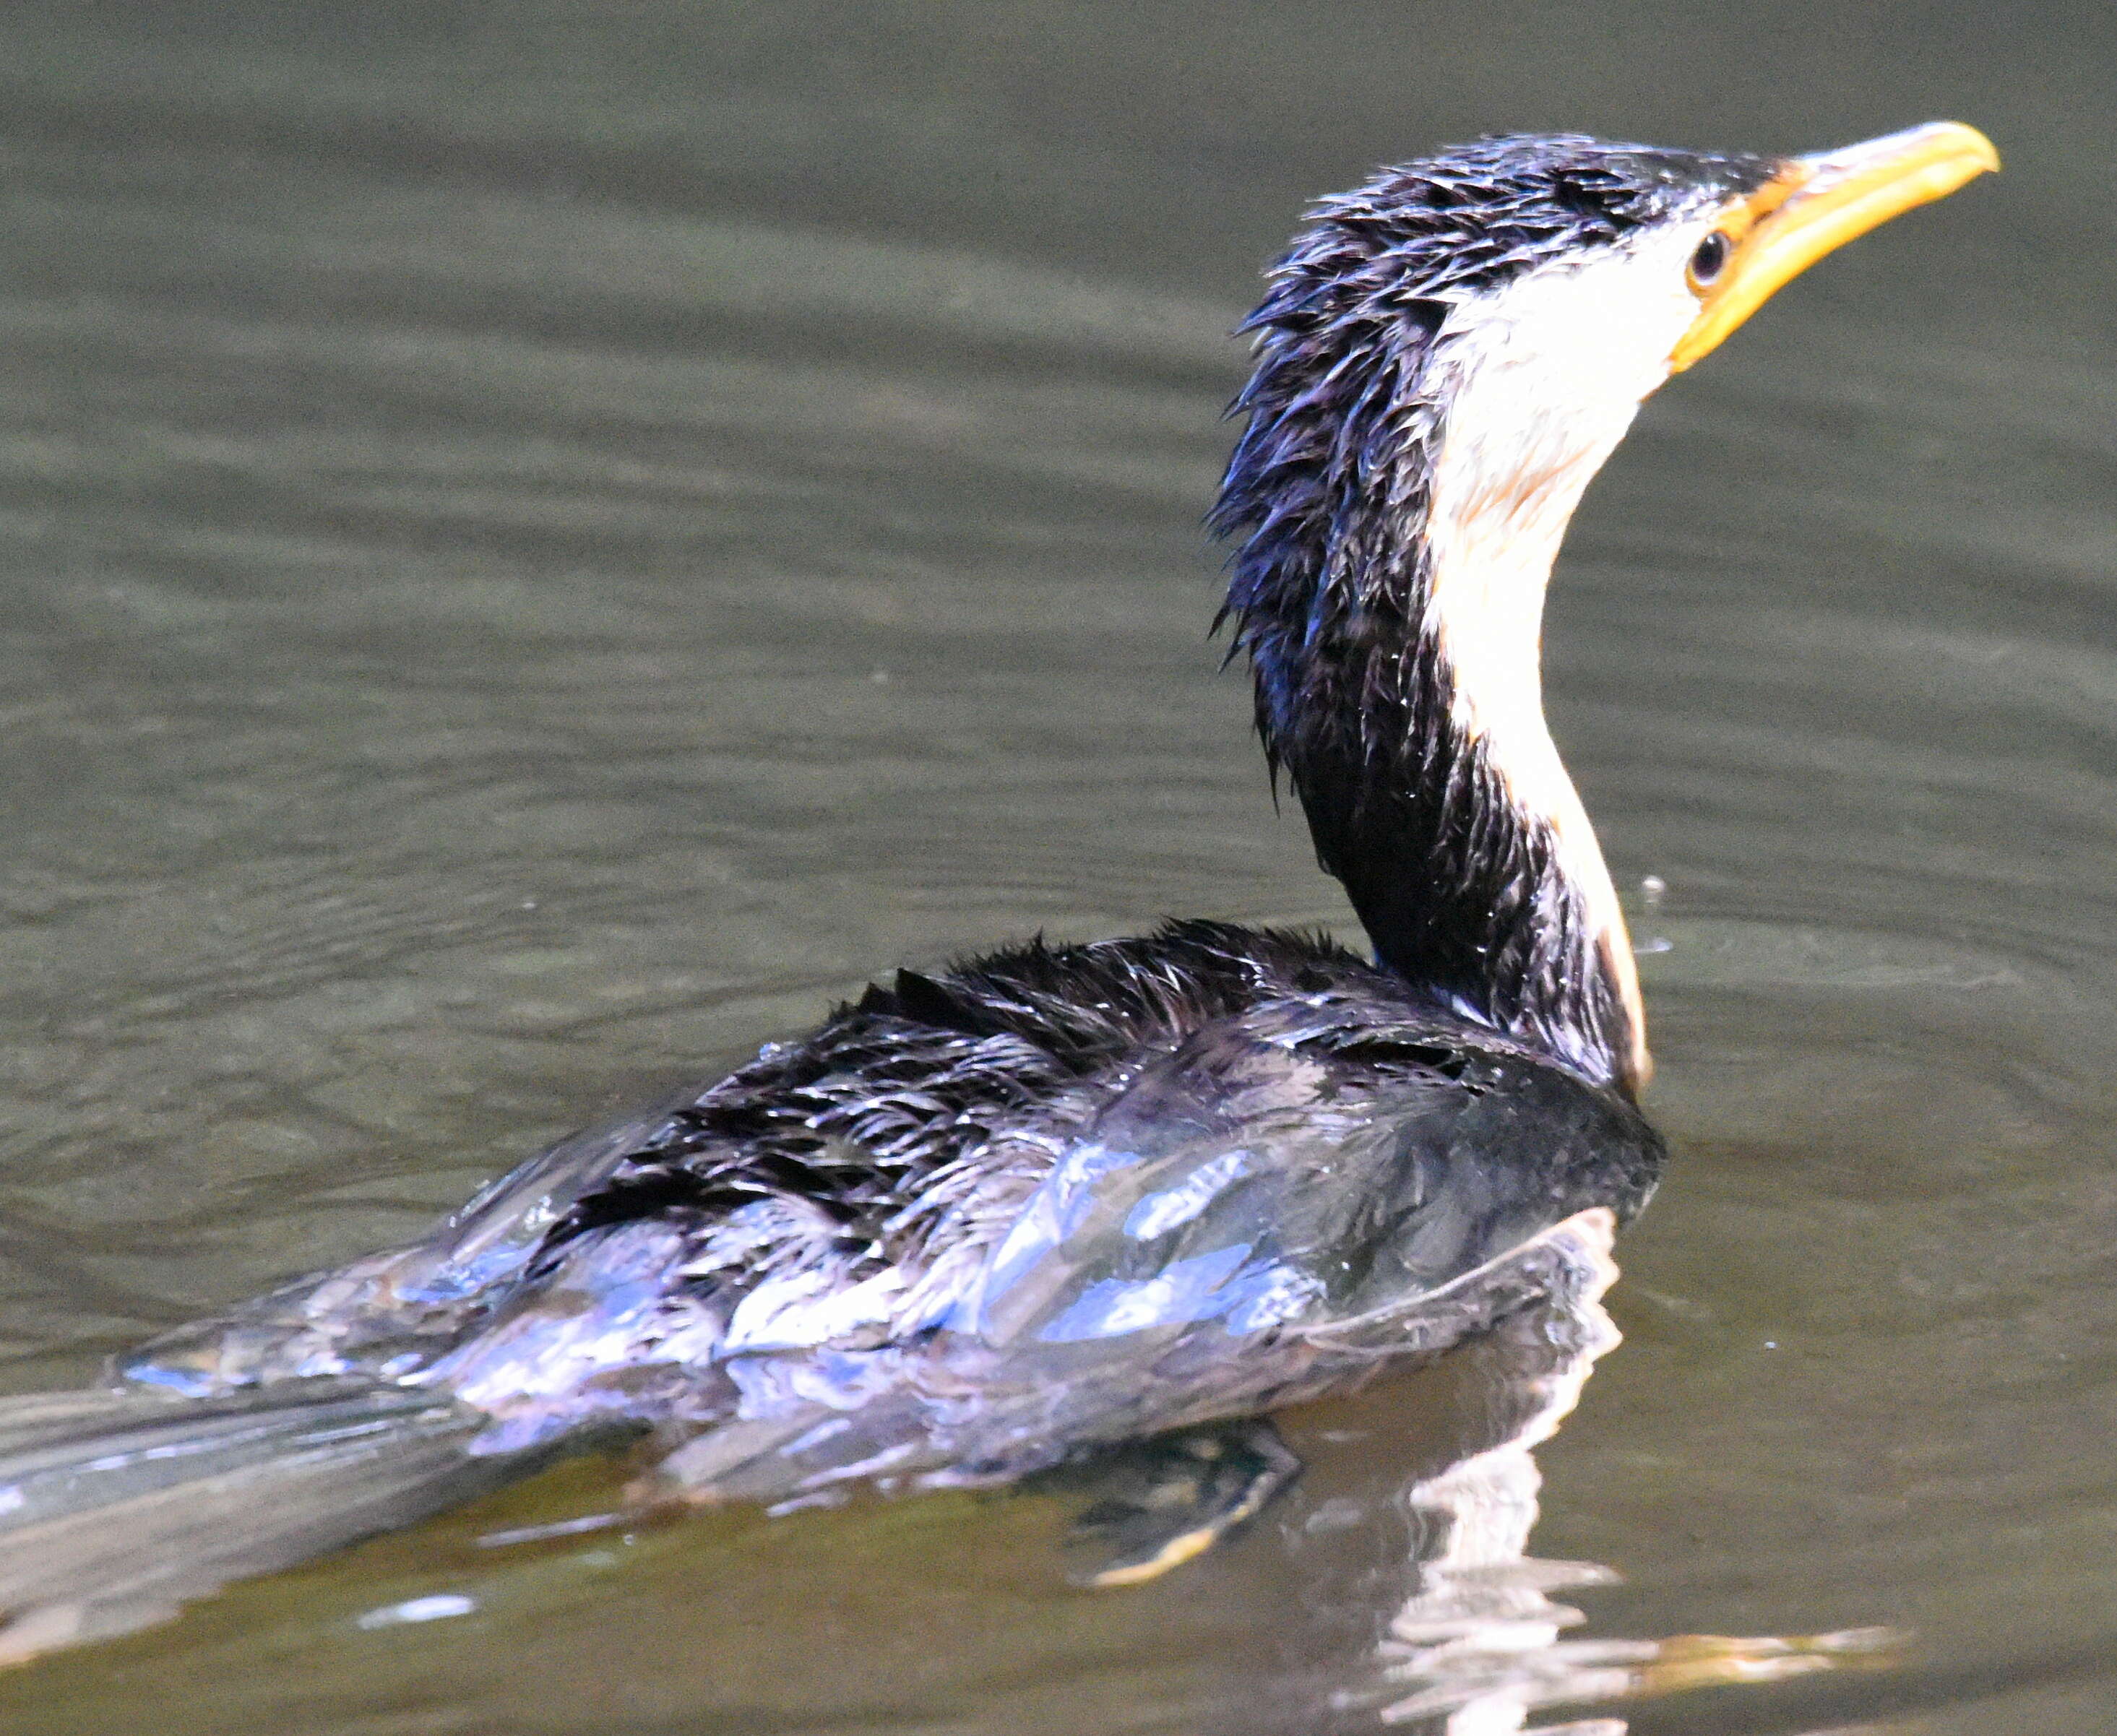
[0, 2, 2113, 1730]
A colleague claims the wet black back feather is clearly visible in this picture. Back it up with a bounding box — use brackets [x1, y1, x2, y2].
[542, 920, 1522, 1257]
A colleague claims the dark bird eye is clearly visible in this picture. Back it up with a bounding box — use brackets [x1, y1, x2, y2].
[1688, 230, 1733, 288]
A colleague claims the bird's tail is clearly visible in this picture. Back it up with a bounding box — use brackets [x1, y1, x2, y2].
[0, 1377, 506, 1662]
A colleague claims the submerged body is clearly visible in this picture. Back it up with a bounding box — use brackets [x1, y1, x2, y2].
[0, 121, 1993, 1649]
[126, 922, 1659, 1492]
[0, 926, 1655, 1650]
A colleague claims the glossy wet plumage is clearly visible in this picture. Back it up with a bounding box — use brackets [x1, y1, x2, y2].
[0, 119, 1997, 1663]
[125, 920, 1660, 1480]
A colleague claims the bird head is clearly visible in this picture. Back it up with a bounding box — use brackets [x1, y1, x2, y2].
[1214, 124, 1997, 1090]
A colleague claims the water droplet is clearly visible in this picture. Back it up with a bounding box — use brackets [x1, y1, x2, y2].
[356, 1593, 476, 1630]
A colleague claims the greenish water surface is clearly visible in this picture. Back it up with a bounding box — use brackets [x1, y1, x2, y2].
[0, 3, 2112, 1730]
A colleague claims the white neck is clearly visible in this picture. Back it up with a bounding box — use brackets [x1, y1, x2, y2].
[1415, 228, 1707, 1084]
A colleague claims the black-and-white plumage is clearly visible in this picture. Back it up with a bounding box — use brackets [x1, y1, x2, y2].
[0, 122, 1996, 1646]
[1213, 136, 1781, 1087]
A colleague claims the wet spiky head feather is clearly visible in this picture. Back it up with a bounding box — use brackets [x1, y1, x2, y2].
[1211, 135, 1777, 1089]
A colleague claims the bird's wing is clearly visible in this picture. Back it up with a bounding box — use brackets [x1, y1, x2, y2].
[655, 1015, 1659, 1500]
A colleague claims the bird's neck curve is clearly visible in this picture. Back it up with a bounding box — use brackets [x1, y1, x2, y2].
[1218, 251, 1675, 1096]
[1415, 309, 1649, 1089]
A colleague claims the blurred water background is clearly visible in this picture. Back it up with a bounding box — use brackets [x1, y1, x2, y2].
[0, 2, 2112, 1730]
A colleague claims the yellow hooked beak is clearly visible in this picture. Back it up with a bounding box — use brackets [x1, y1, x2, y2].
[1670, 121, 1999, 371]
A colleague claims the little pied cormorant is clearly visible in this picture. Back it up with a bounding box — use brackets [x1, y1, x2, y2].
[0, 121, 1997, 1640]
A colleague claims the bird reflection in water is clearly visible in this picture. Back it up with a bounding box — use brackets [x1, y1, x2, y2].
[1245, 1211, 1900, 1734]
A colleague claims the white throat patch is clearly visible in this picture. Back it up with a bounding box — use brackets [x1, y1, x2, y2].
[1418, 220, 1717, 1076]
